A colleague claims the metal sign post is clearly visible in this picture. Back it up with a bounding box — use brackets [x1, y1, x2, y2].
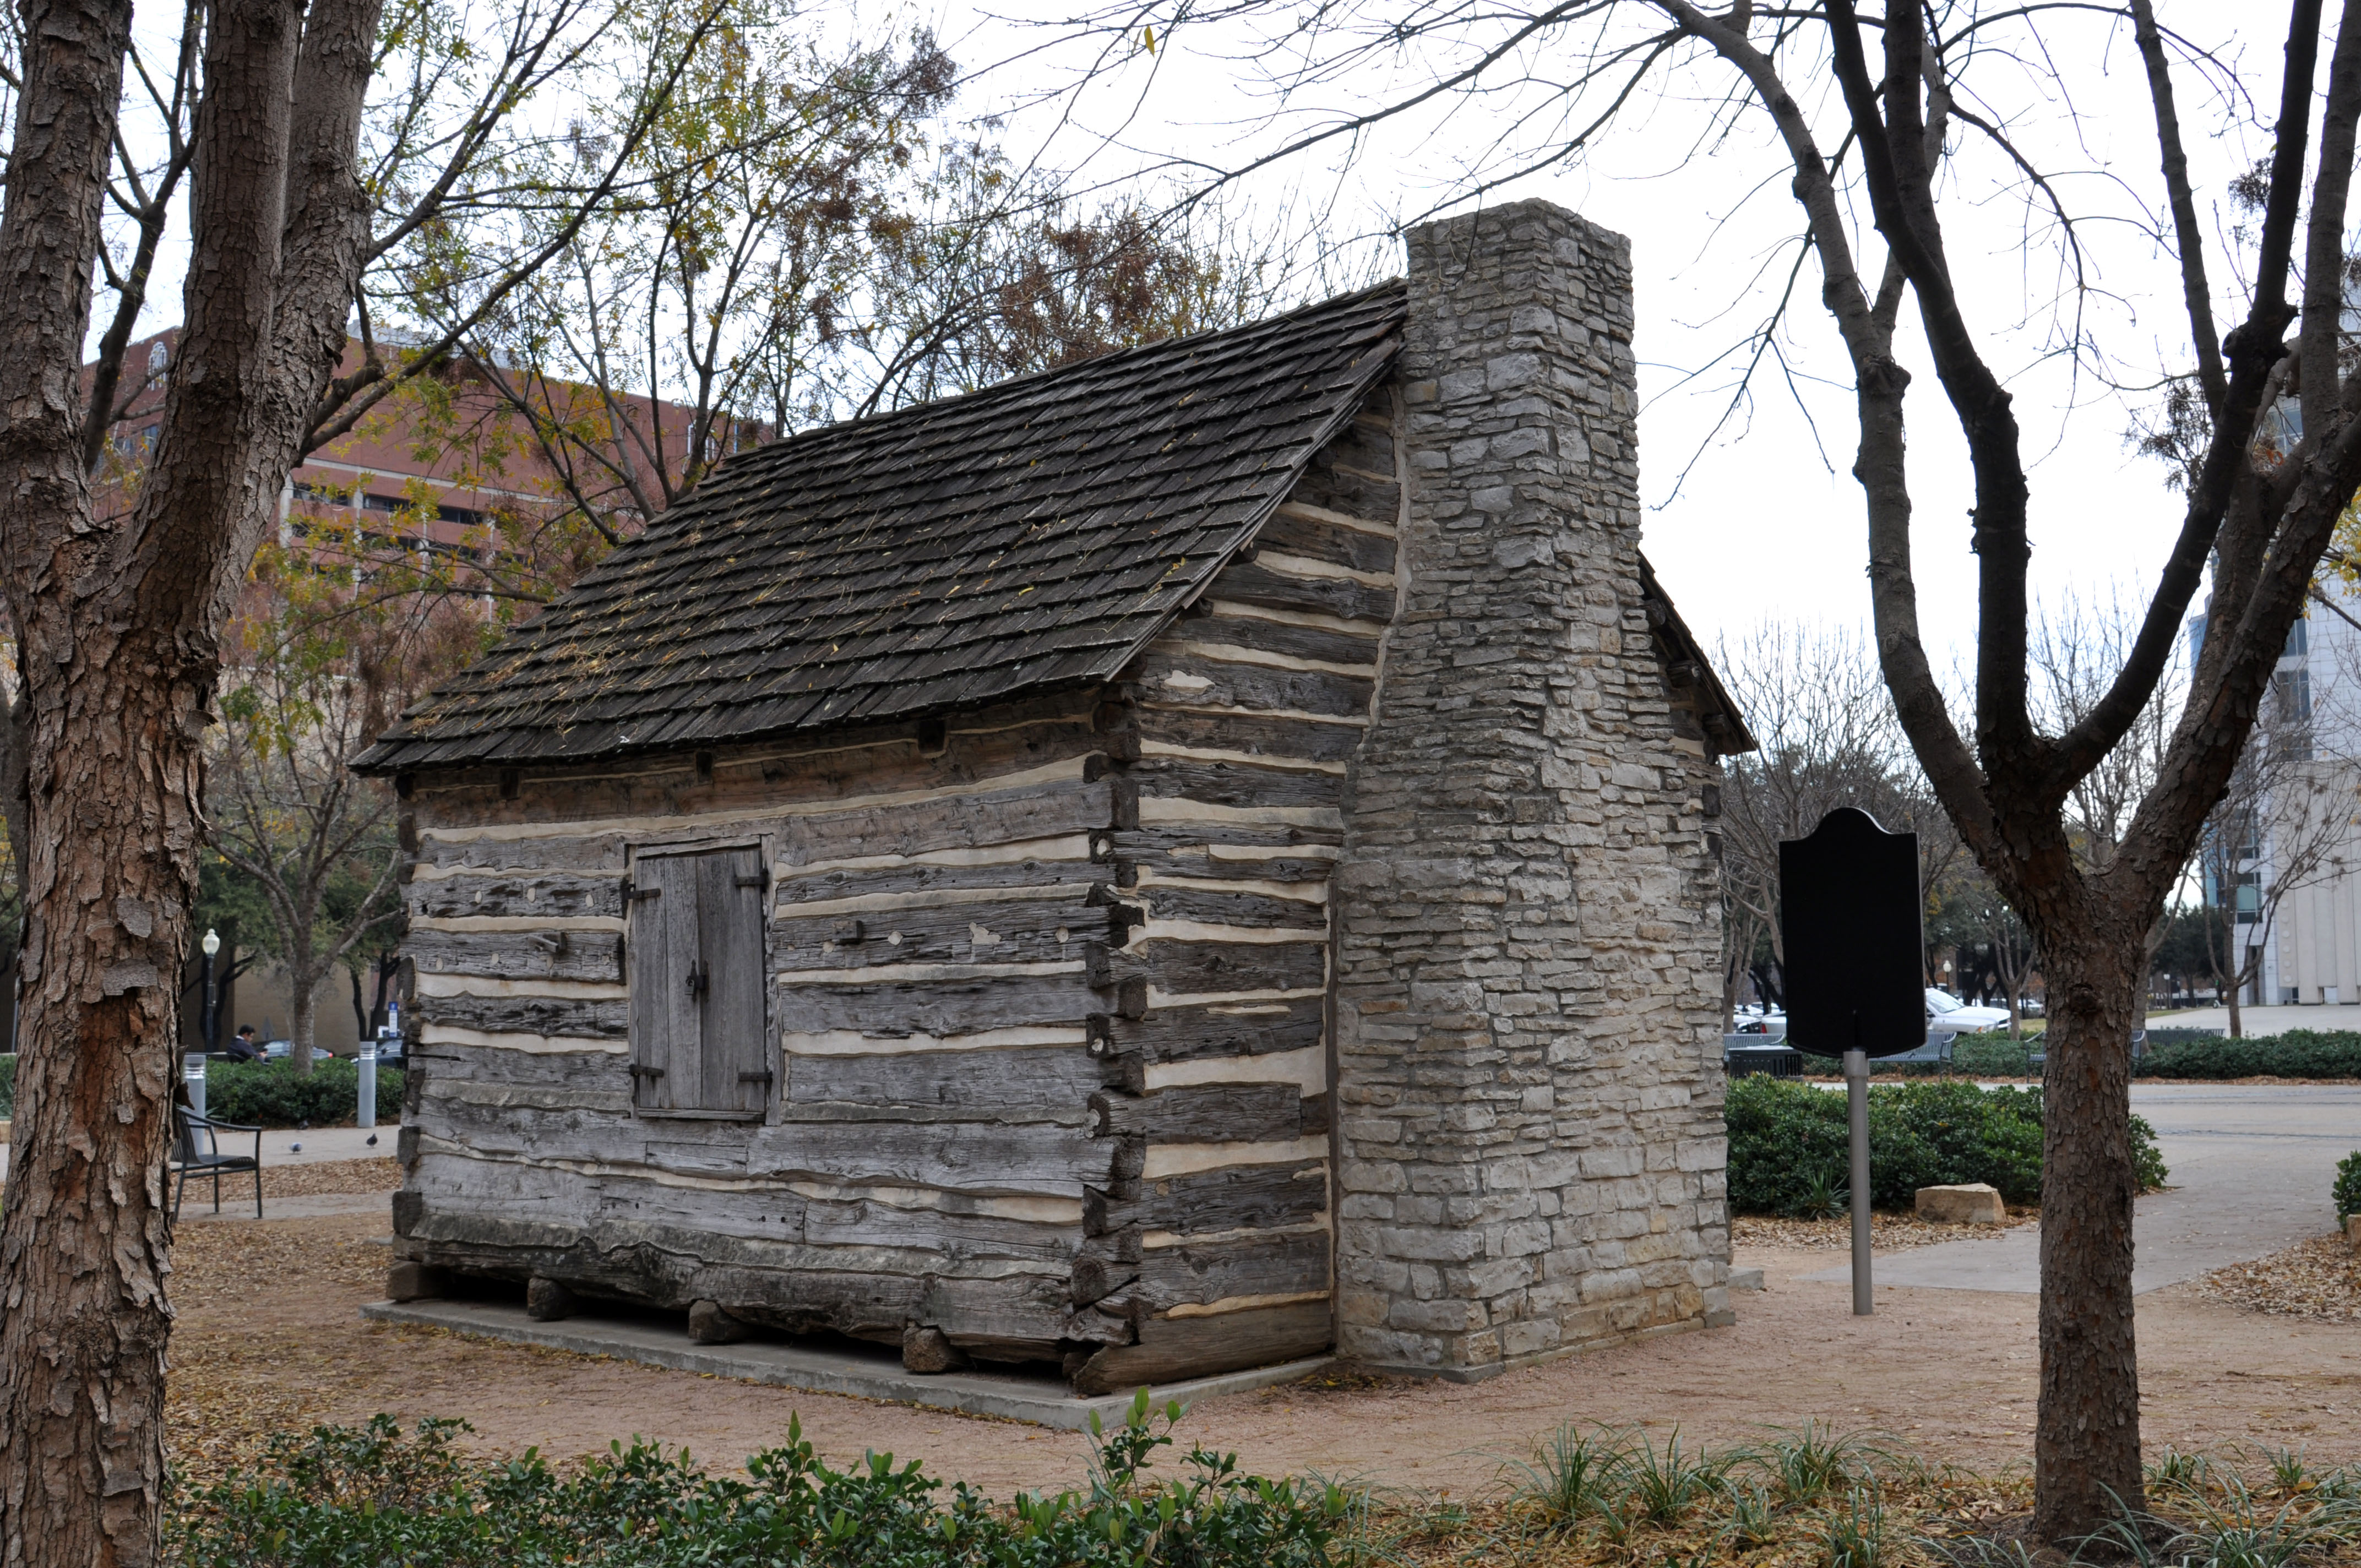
[1845, 1048, 1871, 1313]
[1778, 808, 1926, 1317]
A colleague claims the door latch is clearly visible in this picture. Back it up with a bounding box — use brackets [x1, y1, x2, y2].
[685, 960, 708, 1001]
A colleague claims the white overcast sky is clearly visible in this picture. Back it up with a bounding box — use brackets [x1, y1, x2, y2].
[924, 0, 2271, 679]
[99, 0, 2275, 684]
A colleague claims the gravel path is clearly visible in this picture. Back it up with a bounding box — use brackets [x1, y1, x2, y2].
[163, 1212, 2361, 1493]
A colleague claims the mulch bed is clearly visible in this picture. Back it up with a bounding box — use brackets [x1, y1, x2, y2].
[254, 1156, 402, 1198]
[2193, 1233, 2361, 1323]
[1733, 1210, 2039, 1251]
[167, 1215, 393, 1479]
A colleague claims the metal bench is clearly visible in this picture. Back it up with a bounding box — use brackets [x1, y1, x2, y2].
[170, 1106, 263, 1223]
[1878, 1030, 1957, 1068]
[1722, 1036, 1805, 1077]
[2026, 1029, 2146, 1075]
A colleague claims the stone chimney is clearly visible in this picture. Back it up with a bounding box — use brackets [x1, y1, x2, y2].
[1330, 200, 1731, 1379]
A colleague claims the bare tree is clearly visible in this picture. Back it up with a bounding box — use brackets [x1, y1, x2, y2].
[2031, 591, 2189, 1028]
[1715, 622, 1957, 1028]
[2188, 636, 2351, 1034]
[1058, 0, 2361, 1534]
[206, 623, 405, 1072]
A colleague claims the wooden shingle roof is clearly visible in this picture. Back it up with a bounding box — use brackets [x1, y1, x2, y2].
[355, 282, 1409, 774]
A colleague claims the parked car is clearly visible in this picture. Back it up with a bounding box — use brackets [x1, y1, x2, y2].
[260, 1038, 335, 1061]
[1729, 1008, 1787, 1036]
[1924, 988, 2011, 1033]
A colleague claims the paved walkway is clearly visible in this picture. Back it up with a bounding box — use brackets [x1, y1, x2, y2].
[2145, 1003, 2361, 1036]
[177, 1193, 390, 1224]
[1, 1121, 394, 1183]
[1803, 1083, 2360, 1293]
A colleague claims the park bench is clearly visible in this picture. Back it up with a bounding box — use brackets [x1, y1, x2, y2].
[1880, 1030, 1957, 1068]
[2025, 1029, 2146, 1076]
[170, 1106, 263, 1224]
[1722, 1036, 1805, 1076]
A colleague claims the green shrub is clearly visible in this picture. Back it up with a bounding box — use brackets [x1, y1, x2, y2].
[2135, 1029, 2361, 1079]
[169, 1400, 1344, 1567]
[1947, 1037, 2036, 1077]
[200, 1058, 402, 1129]
[0, 1052, 15, 1119]
[2336, 1152, 2361, 1222]
[1724, 1076, 2168, 1213]
[2141, 1027, 2230, 1050]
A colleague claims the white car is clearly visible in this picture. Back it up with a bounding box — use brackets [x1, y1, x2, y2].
[1925, 988, 2011, 1033]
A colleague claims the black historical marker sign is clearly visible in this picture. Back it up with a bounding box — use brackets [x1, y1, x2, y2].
[1778, 808, 1924, 1059]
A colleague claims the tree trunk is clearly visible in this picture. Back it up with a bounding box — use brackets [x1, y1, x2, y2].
[290, 962, 318, 1074]
[2226, 969, 2244, 1038]
[2032, 937, 2145, 1542]
[0, 0, 380, 1538]
[0, 669, 202, 1566]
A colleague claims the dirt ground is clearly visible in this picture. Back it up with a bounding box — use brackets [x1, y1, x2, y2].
[165, 1203, 2361, 1495]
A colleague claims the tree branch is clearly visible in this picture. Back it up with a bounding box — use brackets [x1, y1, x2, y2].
[2127, 0, 2226, 416]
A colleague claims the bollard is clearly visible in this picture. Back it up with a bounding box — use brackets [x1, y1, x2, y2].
[357, 1035, 377, 1130]
[183, 1052, 208, 1119]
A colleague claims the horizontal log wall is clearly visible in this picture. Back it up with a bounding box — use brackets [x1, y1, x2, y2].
[1069, 389, 1399, 1387]
[396, 691, 1133, 1362]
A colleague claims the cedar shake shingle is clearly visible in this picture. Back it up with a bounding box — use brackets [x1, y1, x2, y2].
[356, 283, 1408, 772]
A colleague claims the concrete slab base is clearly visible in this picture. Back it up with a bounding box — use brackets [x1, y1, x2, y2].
[1729, 1266, 1766, 1291]
[360, 1299, 1335, 1430]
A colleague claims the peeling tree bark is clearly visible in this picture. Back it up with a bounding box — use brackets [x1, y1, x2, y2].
[0, 0, 384, 1553]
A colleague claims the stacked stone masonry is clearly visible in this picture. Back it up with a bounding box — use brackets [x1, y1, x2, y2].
[1329, 200, 1732, 1380]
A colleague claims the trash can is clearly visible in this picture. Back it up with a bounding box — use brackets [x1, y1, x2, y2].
[182, 1052, 207, 1119]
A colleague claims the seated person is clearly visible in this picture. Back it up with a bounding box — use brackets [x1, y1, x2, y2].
[222, 1025, 263, 1064]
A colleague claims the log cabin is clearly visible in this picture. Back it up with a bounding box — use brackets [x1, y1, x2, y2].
[353, 198, 1756, 1392]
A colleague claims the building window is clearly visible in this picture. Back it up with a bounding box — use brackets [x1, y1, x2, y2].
[2274, 668, 2313, 723]
[627, 845, 770, 1115]
[147, 340, 168, 377]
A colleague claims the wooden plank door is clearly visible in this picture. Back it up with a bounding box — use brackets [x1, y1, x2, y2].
[628, 851, 704, 1112]
[696, 846, 769, 1113]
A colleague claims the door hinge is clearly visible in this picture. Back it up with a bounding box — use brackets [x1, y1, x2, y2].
[625, 881, 661, 901]
[734, 872, 766, 890]
[737, 1070, 775, 1085]
[629, 1063, 666, 1079]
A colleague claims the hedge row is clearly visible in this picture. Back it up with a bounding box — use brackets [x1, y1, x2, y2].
[1875, 1028, 2361, 1080]
[0, 1052, 403, 1126]
[2137, 1028, 2361, 1079]
[200, 1058, 403, 1129]
[1724, 1076, 2169, 1215]
[171, 1405, 1340, 1567]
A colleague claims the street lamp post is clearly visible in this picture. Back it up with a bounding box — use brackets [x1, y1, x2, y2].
[187, 928, 222, 1119]
[200, 928, 221, 1053]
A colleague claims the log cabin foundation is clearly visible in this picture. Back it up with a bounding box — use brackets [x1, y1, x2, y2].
[355, 198, 1752, 1393]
